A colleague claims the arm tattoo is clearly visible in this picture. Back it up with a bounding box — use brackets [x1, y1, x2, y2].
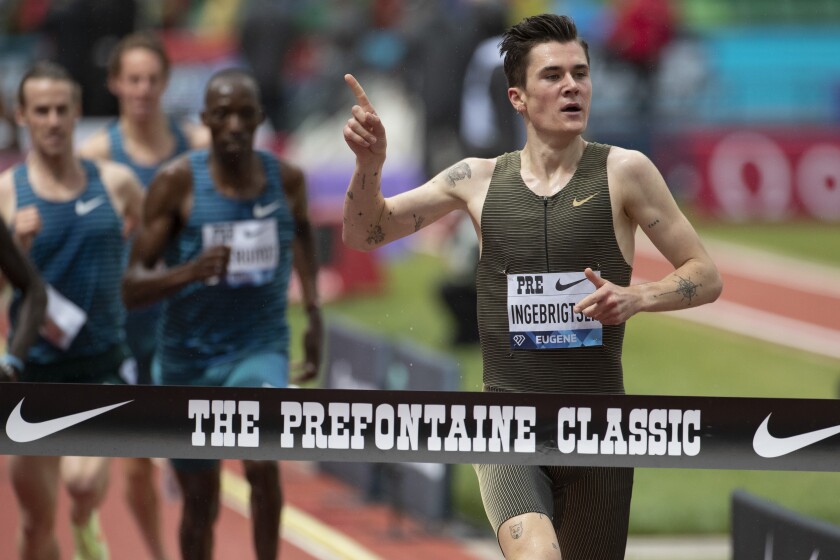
[347, 191, 354, 200]
[365, 203, 388, 245]
[509, 521, 523, 540]
[413, 214, 425, 231]
[655, 274, 700, 305]
[445, 162, 471, 187]
[366, 224, 385, 245]
[647, 218, 660, 229]
[361, 174, 366, 190]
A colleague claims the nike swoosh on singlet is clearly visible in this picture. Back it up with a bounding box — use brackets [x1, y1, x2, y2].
[5, 398, 132, 443]
[753, 413, 840, 458]
[243, 224, 270, 238]
[253, 200, 282, 219]
[572, 193, 598, 207]
[555, 277, 588, 292]
[75, 196, 106, 216]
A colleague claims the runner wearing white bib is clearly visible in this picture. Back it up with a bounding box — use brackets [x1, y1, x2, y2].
[341, 14, 722, 560]
[123, 68, 322, 560]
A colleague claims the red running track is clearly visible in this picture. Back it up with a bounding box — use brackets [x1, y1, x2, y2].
[0, 456, 487, 559]
[0, 240, 838, 559]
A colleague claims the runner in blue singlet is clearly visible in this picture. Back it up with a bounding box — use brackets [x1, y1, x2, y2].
[0, 61, 144, 560]
[123, 68, 322, 560]
[78, 32, 209, 560]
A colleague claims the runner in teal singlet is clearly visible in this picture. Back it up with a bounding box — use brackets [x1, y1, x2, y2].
[123, 68, 322, 560]
[78, 32, 209, 560]
[0, 61, 144, 560]
[341, 14, 723, 560]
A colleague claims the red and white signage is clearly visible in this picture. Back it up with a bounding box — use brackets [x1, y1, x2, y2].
[666, 128, 840, 221]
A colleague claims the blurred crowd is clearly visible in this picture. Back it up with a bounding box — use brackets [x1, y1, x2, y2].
[1, 0, 837, 226]
[0, 0, 693, 163]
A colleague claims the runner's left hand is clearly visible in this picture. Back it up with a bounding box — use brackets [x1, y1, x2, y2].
[574, 268, 639, 325]
[291, 306, 322, 384]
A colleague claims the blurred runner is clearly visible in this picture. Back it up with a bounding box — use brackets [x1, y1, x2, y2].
[79, 32, 209, 560]
[123, 68, 322, 560]
[0, 60, 143, 560]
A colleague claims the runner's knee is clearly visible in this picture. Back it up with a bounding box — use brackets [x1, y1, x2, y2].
[498, 513, 561, 560]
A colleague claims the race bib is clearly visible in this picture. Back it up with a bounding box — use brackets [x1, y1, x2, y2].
[202, 219, 279, 288]
[40, 284, 88, 350]
[507, 271, 602, 350]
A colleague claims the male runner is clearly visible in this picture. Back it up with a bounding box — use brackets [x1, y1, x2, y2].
[122, 68, 322, 560]
[79, 31, 208, 560]
[0, 61, 144, 560]
[341, 14, 722, 560]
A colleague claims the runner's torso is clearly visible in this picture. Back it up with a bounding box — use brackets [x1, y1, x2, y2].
[158, 149, 294, 368]
[12, 160, 125, 363]
[477, 143, 632, 393]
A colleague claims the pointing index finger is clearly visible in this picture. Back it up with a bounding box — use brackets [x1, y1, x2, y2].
[344, 73, 375, 113]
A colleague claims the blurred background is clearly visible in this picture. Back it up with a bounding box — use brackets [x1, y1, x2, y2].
[1, 0, 839, 558]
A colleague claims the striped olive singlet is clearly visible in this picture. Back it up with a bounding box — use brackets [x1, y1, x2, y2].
[477, 142, 632, 394]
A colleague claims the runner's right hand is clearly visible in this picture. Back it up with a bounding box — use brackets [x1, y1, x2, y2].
[343, 74, 387, 164]
[193, 245, 231, 283]
[13, 205, 41, 252]
[0, 362, 18, 382]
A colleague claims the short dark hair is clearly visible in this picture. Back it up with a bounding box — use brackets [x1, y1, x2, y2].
[499, 14, 590, 89]
[107, 31, 171, 79]
[17, 60, 81, 108]
[204, 67, 261, 104]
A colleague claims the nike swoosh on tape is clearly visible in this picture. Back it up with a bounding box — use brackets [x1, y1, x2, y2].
[253, 200, 282, 219]
[6, 398, 132, 443]
[753, 413, 840, 458]
[572, 193, 598, 207]
[555, 277, 588, 291]
[75, 196, 105, 216]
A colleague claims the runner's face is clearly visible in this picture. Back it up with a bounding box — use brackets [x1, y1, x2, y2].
[18, 78, 79, 157]
[202, 80, 263, 156]
[513, 41, 591, 137]
[110, 48, 168, 121]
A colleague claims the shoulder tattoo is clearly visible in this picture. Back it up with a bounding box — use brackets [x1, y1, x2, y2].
[445, 162, 471, 187]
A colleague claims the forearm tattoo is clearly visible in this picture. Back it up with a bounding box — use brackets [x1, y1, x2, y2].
[656, 274, 700, 305]
[647, 218, 660, 229]
[365, 203, 388, 246]
[445, 162, 471, 187]
[347, 191, 354, 200]
[366, 224, 384, 245]
[413, 213, 425, 231]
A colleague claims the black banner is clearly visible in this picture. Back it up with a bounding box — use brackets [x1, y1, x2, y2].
[2, 382, 840, 471]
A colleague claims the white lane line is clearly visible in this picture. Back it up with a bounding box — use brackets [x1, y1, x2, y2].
[635, 233, 840, 299]
[634, 275, 840, 360]
[220, 467, 384, 560]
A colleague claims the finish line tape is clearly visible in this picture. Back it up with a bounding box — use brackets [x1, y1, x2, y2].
[1, 382, 838, 472]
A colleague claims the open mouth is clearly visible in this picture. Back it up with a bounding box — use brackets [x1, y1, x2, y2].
[561, 104, 582, 113]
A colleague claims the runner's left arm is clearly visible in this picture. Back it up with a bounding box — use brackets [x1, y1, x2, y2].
[576, 149, 722, 324]
[281, 160, 322, 383]
[99, 160, 144, 237]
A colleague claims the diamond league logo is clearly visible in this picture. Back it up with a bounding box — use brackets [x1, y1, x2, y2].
[513, 334, 526, 346]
